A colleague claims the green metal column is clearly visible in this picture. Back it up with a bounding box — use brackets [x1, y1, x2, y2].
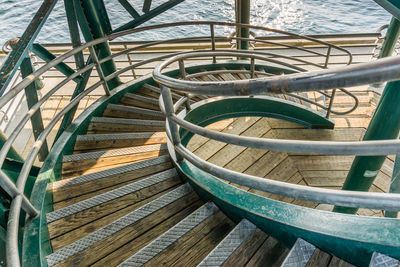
[333, 17, 400, 214]
[20, 56, 49, 161]
[76, 0, 121, 89]
[235, 0, 250, 50]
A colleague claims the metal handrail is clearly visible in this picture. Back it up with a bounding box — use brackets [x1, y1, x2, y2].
[153, 51, 400, 95]
[155, 54, 400, 213]
[0, 21, 362, 266]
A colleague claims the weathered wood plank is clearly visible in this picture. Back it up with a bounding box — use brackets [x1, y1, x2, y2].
[54, 191, 199, 266]
[246, 236, 289, 267]
[48, 176, 181, 239]
[90, 200, 203, 266]
[221, 228, 268, 267]
[53, 161, 173, 203]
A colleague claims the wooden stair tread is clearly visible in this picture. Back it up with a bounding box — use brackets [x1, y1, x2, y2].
[88, 117, 165, 133]
[46, 184, 198, 266]
[62, 143, 168, 176]
[103, 103, 164, 120]
[74, 131, 167, 151]
[120, 92, 160, 110]
[52, 155, 172, 203]
[48, 169, 181, 239]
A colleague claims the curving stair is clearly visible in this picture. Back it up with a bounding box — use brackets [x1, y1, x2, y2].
[42, 67, 398, 267]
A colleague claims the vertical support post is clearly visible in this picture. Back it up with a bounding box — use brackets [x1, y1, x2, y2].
[75, 0, 121, 89]
[333, 16, 400, 214]
[89, 46, 111, 96]
[250, 58, 255, 78]
[19, 56, 49, 161]
[235, 0, 250, 50]
[385, 156, 400, 218]
[160, 85, 183, 162]
[379, 17, 400, 58]
[325, 89, 336, 118]
[210, 24, 216, 63]
[178, 60, 191, 111]
[54, 0, 91, 143]
[324, 45, 332, 68]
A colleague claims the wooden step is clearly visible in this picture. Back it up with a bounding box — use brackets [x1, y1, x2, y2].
[46, 184, 198, 266]
[120, 92, 160, 110]
[103, 103, 164, 120]
[119, 202, 219, 266]
[74, 132, 167, 151]
[136, 209, 235, 266]
[47, 169, 181, 244]
[62, 143, 168, 176]
[88, 117, 165, 133]
[198, 219, 257, 266]
[52, 155, 172, 204]
[140, 83, 182, 101]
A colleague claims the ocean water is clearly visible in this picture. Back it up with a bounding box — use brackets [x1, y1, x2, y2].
[0, 0, 392, 47]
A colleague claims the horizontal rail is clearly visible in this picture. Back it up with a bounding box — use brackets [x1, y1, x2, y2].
[153, 50, 400, 96]
[171, 112, 400, 156]
[174, 143, 400, 211]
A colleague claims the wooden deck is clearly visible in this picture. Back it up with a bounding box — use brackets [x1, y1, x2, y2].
[187, 89, 392, 217]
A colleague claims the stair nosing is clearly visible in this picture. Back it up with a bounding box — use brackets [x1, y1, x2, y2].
[47, 168, 178, 223]
[63, 143, 168, 162]
[118, 202, 218, 267]
[75, 132, 166, 142]
[197, 218, 257, 267]
[46, 183, 193, 267]
[106, 103, 164, 118]
[52, 155, 171, 189]
[370, 252, 399, 267]
[124, 92, 159, 105]
[281, 238, 316, 267]
[91, 117, 164, 126]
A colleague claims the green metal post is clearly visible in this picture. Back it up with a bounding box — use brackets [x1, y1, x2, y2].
[53, 0, 92, 143]
[20, 56, 49, 161]
[74, 0, 121, 89]
[235, 0, 250, 50]
[31, 44, 82, 83]
[333, 17, 400, 214]
[379, 17, 400, 58]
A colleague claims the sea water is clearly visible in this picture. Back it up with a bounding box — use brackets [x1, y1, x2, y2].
[0, 0, 392, 47]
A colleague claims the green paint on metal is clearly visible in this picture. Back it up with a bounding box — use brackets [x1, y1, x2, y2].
[0, 0, 57, 94]
[0, 132, 23, 163]
[74, 0, 121, 89]
[22, 73, 163, 266]
[117, 0, 140, 19]
[379, 17, 400, 58]
[113, 0, 185, 33]
[20, 56, 49, 161]
[235, 0, 250, 50]
[386, 155, 400, 218]
[31, 44, 82, 83]
[54, 58, 93, 143]
[180, 96, 334, 146]
[334, 18, 400, 214]
[175, 159, 400, 267]
[143, 0, 152, 13]
[374, 0, 400, 20]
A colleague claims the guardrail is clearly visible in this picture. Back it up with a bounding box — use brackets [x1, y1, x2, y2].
[154, 49, 400, 213]
[0, 21, 361, 267]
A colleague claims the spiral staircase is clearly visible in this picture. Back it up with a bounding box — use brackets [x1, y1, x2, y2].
[2, 17, 400, 267]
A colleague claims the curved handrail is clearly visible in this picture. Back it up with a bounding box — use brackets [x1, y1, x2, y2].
[0, 21, 379, 267]
[155, 50, 400, 214]
[153, 51, 400, 96]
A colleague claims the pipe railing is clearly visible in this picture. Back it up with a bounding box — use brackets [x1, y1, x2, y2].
[154, 52, 400, 214]
[0, 21, 373, 266]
